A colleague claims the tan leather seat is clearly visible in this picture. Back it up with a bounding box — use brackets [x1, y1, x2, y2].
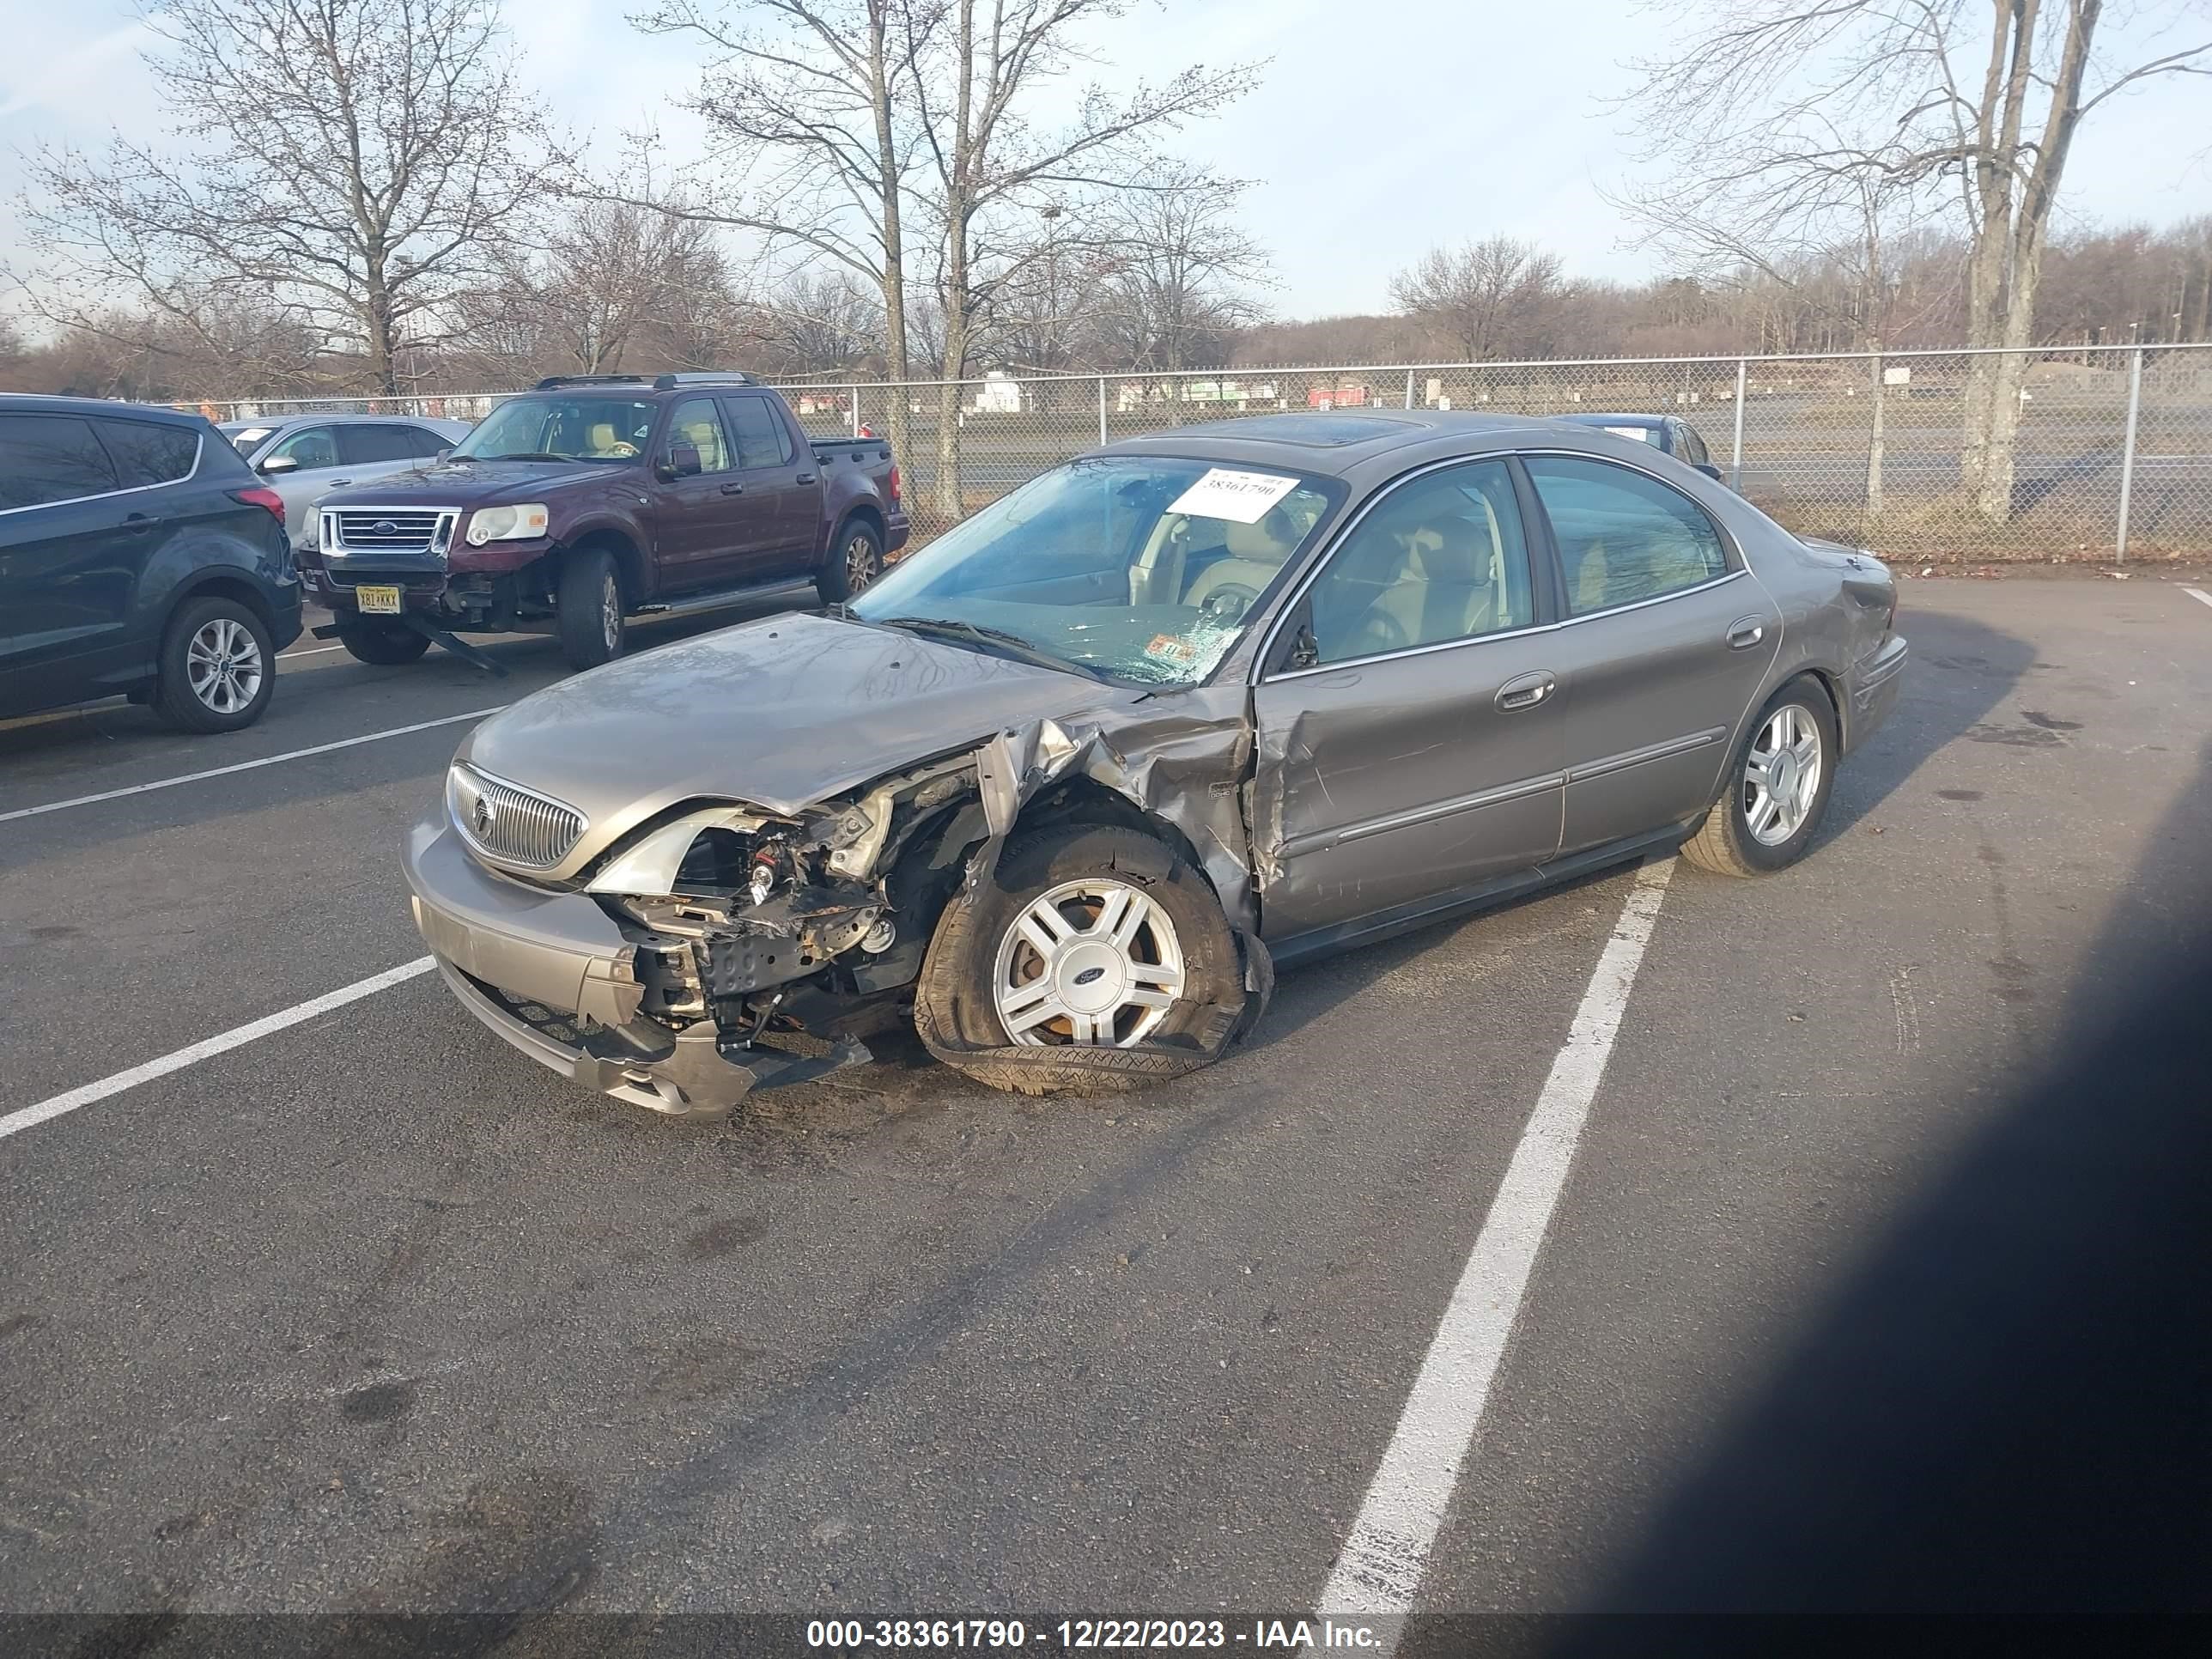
[586, 422, 618, 455]
[1182, 508, 1301, 613]
[680, 419, 725, 469]
[1358, 512, 1498, 647]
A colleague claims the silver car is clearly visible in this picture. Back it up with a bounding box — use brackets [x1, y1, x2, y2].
[402, 411, 1907, 1118]
[219, 414, 475, 550]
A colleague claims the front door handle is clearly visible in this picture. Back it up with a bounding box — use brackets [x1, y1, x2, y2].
[331, 477, 352, 485]
[1496, 670, 1555, 711]
[795, 471, 817, 483]
[1727, 616, 1767, 650]
[720, 481, 746, 495]
[121, 513, 155, 534]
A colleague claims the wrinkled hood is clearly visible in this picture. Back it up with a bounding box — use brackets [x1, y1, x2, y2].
[457, 611, 1133, 864]
[323, 457, 617, 507]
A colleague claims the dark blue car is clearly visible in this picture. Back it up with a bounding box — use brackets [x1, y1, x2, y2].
[0, 396, 303, 732]
[1548, 412, 1726, 482]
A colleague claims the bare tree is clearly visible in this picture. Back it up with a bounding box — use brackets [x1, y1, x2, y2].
[617, 0, 926, 454]
[1084, 167, 1271, 371]
[1389, 237, 1565, 362]
[899, 0, 1257, 519]
[749, 269, 886, 374]
[11, 0, 539, 396]
[1623, 0, 2212, 520]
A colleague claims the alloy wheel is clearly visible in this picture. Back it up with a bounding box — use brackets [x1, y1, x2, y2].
[1741, 702, 1823, 846]
[185, 617, 264, 715]
[991, 878, 1186, 1048]
[846, 533, 879, 595]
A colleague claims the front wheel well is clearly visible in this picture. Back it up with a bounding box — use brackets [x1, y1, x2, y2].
[167, 572, 276, 637]
[551, 530, 644, 609]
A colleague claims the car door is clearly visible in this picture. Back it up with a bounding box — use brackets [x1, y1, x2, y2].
[1522, 453, 1782, 859]
[0, 412, 161, 712]
[1250, 457, 1565, 945]
[649, 397, 763, 590]
[256, 424, 346, 548]
[722, 392, 816, 576]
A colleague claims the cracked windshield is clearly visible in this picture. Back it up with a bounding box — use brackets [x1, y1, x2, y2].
[851, 455, 1340, 686]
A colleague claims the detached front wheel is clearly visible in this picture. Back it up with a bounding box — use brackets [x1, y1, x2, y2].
[915, 823, 1246, 1095]
[335, 617, 431, 665]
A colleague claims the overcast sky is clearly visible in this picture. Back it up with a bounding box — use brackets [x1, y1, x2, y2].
[3, 0, 2208, 322]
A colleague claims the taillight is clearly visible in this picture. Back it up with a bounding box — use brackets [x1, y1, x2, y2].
[887, 463, 901, 504]
[231, 485, 285, 522]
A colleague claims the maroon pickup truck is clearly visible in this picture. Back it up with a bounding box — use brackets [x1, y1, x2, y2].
[301, 372, 907, 670]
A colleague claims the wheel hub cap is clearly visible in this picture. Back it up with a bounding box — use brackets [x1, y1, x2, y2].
[991, 878, 1186, 1048]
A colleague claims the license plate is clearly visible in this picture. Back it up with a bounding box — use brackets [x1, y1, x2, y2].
[356, 585, 403, 616]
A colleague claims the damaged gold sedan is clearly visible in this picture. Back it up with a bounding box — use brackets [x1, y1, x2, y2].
[404, 412, 1904, 1117]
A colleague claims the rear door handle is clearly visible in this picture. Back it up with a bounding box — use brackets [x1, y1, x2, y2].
[1727, 616, 1766, 650]
[795, 471, 817, 483]
[720, 481, 745, 495]
[1496, 670, 1555, 711]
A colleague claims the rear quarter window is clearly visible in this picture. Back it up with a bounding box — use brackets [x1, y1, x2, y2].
[94, 419, 202, 488]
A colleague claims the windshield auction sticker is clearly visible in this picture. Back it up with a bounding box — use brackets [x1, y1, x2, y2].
[1167, 467, 1301, 523]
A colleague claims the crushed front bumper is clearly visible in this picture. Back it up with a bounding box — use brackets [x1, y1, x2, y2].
[402, 812, 866, 1118]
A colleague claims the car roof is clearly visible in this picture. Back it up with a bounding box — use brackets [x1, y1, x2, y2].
[1549, 412, 1671, 428]
[1096, 408, 1634, 486]
[0, 392, 206, 428]
[218, 412, 465, 430]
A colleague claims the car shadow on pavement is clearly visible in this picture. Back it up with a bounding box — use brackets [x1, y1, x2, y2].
[1541, 738, 2212, 1638]
[1814, 600, 2035, 843]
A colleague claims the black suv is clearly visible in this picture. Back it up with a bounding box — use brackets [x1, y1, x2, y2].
[0, 397, 303, 732]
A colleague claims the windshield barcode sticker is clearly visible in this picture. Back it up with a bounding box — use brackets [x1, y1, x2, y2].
[1167, 467, 1302, 524]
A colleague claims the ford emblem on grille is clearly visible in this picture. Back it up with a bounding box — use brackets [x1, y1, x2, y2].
[372, 519, 399, 537]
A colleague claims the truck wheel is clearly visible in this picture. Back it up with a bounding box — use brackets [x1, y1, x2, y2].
[816, 519, 884, 605]
[336, 617, 431, 665]
[558, 547, 626, 671]
[154, 595, 276, 733]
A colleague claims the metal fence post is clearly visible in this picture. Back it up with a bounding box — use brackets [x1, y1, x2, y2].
[1405, 368, 1415, 410]
[851, 387, 862, 438]
[1098, 376, 1109, 445]
[1731, 358, 1747, 489]
[2115, 346, 2143, 562]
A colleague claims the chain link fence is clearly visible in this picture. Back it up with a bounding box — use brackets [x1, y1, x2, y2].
[195, 343, 2212, 561]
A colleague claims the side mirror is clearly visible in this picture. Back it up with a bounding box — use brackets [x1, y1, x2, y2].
[1692, 461, 1723, 482]
[258, 454, 299, 476]
[657, 442, 702, 481]
[434, 447, 453, 461]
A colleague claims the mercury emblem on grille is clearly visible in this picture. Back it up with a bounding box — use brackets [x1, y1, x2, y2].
[473, 794, 498, 835]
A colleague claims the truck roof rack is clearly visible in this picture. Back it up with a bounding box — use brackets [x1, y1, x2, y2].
[533, 374, 653, 390]
[652, 371, 760, 390]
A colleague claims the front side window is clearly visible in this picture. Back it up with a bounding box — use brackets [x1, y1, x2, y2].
[726, 396, 793, 469]
[1526, 455, 1729, 616]
[94, 419, 198, 488]
[449, 398, 656, 463]
[0, 414, 121, 510]
[268, 426, 340, 471]
[1301, 460, 1534, 665]
[667, 398, 734, 472]
[852, 455, 1341, 687]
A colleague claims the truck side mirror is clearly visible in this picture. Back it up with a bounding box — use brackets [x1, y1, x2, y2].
[657, 442, 702, 481]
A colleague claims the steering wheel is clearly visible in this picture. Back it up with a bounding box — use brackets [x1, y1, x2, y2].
[1199, 585, 1260, 624]
[605, 441, 641, 459]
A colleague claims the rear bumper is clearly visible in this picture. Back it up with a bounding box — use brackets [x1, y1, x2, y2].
[402, 811, 864, 1116]
[1844, 632, 1908, 752]
[884, 509, 911, 555]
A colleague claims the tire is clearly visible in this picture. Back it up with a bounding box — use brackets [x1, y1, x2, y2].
[815, 518, 884, 605]
[557, 546, 626, 671]
[336, 617, 431, 665]
[1681, 676, 1839, 877]
[153, 594, 276, 733]
[914, 823, 1243, 1095]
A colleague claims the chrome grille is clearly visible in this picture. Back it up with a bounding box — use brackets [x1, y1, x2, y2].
[327, 507, 453, 555]
[449, 764, 585, 870]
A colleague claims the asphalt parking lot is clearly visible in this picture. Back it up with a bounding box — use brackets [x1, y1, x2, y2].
[2, 578, 2209, 1628]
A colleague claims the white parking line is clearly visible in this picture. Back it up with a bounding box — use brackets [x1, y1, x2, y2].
[0, 706, 504, 825]
[2184, 587, 2212, 612]
[280, 643, 346, 659]
[0, 957, 436, 1145]
[1306, 860, 1675, 1651]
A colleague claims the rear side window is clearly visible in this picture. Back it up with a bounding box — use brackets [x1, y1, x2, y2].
[94, 418, 200, 488]
[1525, 456, 1729, 616]
[726, 396, 794, 469]
[338, 425, 439, 465]
[0, 414, 122, 510]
